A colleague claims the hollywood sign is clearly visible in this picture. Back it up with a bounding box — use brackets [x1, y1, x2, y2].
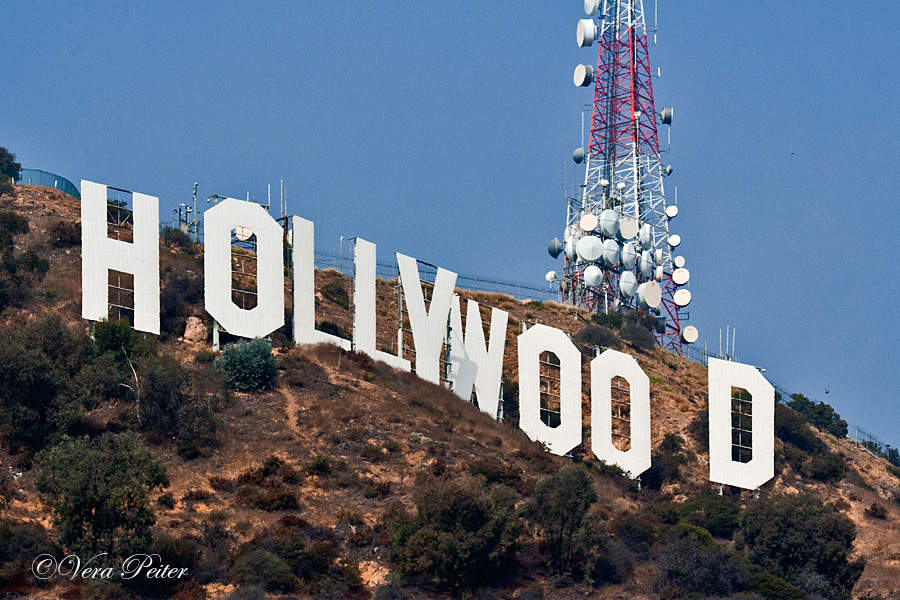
[81, 180, 773, 491]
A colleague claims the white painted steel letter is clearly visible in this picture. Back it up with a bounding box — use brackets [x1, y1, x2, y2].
[204, 198, 284, 339]
[448, 295, 508, 417]
[352, 238, 409, 370]
[590, 350, 651, 477]
[81, 180, 160, 334]
[396, 253, 457, 385]
[708, 358, 775, 490]
[517, 324, 582, 456]
[291, 216, 350, 349]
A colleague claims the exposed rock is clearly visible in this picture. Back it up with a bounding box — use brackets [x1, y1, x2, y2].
[183, 316, 208, 344]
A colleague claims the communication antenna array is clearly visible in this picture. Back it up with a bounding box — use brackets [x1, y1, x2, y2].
[547, 0, 695, 354]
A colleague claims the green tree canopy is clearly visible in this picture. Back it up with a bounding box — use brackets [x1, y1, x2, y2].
[35, 432, 168, 558]
[0, 147, 21, 196]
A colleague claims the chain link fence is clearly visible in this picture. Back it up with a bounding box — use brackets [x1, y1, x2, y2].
[15, 168, 80, 200]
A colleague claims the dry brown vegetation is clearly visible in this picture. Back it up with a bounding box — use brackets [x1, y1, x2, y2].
[1, 185, 899, 599]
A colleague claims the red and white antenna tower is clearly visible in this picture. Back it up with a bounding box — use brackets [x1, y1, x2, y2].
[547, 0, 697, 354]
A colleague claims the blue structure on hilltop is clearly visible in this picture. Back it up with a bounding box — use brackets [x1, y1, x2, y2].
[15, 168, 80, 200]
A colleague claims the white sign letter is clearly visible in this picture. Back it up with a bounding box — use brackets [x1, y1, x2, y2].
[590, 350, 651, 477]
[291, 216, 350, 349]
[81, 180, 159, 334]
[448, 295, 508, 418]
[708, 357, 775, 490]
[517, 324, 582, 456]
[396, 253, 457, 385]
[352, 238, 409, 370]
[204, 198, 284, 339]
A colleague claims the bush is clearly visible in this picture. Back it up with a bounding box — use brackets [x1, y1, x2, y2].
[687, 408, 709, 452]
[0, 148, 21, 196]
[679, 492, 741, 539]
[230, 548, 296, 592]
[321, 280, 350, 308]
[195, 350, 216, 363]
[620, 322, 655, 350]
[48, 220, 81, 246]
[521, 465, 601, 574]
[748, 569, 808, 600]
[160, 272, 203, 338]
[390, 475, 518, 593]
[775, 404, 823, 453]
[802, 451, 846, 483]
[0, 520, 61, 588]
[217, 338, 278, 392]
[652, 523, 748, 598]
[139, 355, 190, 437]
[864, 503, 888, 520]
[574, 325, 620, 350]
[34, 432, 168, 558]
[741, 491, 864, 598]
[787, 393, 848, 438]
[641, 433, 686, 490]
[591, 310, 624, 329]
[161, 226, 193, 249]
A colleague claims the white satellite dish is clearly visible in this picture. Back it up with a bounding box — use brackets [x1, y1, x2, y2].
[665, 205, 678, 219]
[600, 178, 610, 187]
[577, 19, 597, 47]
[576, 235, 603, 262]
[601, 239, 620, 267]
[234, 226, 253, 241]
[639, 252, 654, 277]
[672, 267, 690, 286]
[620, 242, 637, 269]
[584, 0, 600, 15]
[617, 216, 638, 240]
[681, 325, 699, 344]
[639, 223, 652, 248]
[548, 237, 563, 259]
[599, 209, 619, 238]
[636, 281, 662, 309]
[287, 228, 293, 246]
[619, 270, 638, 297]
[668, 234, 681, 247]
[674, 288, 692, 307]
[673, 255, 686, 268]
[573, 147, 585, 164]
[654, 248, 663, 264]
[616, 182, 626, 190]
[574, 64, 594, 87]
[654, 265, 664, 281]
[579, 213, 599, 232]
[565, 235, 576, 261]
[545, 270, 558, 283]
[584, 264, 603, 287]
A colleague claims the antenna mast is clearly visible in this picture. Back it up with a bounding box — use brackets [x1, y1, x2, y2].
[547, 0, 695, 354]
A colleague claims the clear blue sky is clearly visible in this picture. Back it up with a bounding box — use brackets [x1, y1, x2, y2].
[4, 2, 899, 446]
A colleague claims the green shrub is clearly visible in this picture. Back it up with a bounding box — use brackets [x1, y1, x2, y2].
[390, 475, 518, 593]
[679, 492, 741, 539]
[574, 325, 620, 350]
[521, 465, 601, 574]
[775, 404, 823, 453]
[34, 432, 168, 558]
[318, 320, 351, 340]
[620, 322, 656, 350]
[321, 281, 350, 308]
[787, 392, 848, 438]
[93, 318, 143, 361]
[802, 451, 846, 483]
[0, 148, 21, 196]
[864, 503, 888, 520]
[687, 408, 709, 452]
[641, 433, 686, 490]
[591, 310, 624, 329]
[195, 349, 216, 363]
[217, 338, 278, 392]
[741, 491, 864, 598]
[48, 220, 81, 247]
[0, 520, 61, 588]
[161, 226, 193, 249]
[652, 522, 748, 598]
[748, 569, 808, 600]
[230, 548, 296, 592]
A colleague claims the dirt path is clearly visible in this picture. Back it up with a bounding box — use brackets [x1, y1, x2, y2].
[278, 385, 302, 434]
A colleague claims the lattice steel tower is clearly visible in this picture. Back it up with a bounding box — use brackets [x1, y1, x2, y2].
[547, 0, 697, 354]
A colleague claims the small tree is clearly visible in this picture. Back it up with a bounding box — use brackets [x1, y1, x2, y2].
[35, 432, 168, 558]
[217, 338, 278, 392]
[0, 148, 21, 196]
[620, 322, 656, 351]
[522, 465, 600, 574]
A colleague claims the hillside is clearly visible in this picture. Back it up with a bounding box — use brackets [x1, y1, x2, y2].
[0, 184, 899, 600]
